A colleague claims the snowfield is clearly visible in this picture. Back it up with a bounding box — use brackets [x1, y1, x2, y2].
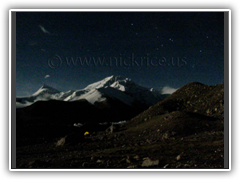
[16, 75, 165, 108]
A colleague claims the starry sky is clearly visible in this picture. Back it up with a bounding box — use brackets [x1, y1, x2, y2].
[16, 12, 224, 96]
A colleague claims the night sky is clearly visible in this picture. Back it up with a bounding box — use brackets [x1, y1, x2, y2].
[16, 12, 224, 96]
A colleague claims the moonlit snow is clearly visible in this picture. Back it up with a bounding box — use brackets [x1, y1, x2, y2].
[16, 75, 168, 108]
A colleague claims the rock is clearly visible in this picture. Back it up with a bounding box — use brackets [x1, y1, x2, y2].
[56, 136, 67, 147]
[105, 124, 114, 134]
[125, 156, 131, 163]
[206, 109, 211, 114]
[146, 139, 151, 144]
[127, 165, 136, 168]
[126, 159, 131, 163]
[163, 164, 169, 168]
[162, 132, 169, 140]
[176, 154, 181, 161]
[119, 158, 126, 163]
[133, 155, 140, 160]
[28, 159, 49, 168]
[82, 162, 86, 167]
[56, 132, 85, 146]
[176, 162, 181, 168]
[90, 156, 95, 161]
[141, 157, 159, 167]
[96, 159, 102, 163]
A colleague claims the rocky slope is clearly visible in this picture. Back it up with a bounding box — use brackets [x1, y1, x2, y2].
[126, 82, 224, 129]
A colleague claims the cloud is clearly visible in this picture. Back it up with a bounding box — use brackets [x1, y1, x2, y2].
[44, 75, 50, 79]
[161, 86, 178, 94]
[39, 25, 50, 34]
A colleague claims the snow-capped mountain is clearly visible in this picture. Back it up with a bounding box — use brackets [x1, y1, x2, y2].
[32, 84, 60, 96]
[16, 84, 74, 108]
[16, 75, 164, 108]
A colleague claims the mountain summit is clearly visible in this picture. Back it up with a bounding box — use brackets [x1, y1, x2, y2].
[32, 84, 60, 96]
[16, 76, 164, 108]
[84, 75, 125, 90]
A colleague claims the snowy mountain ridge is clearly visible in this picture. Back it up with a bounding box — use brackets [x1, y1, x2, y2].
[32, 84, 60, 96]
[16, 75, 164, 108]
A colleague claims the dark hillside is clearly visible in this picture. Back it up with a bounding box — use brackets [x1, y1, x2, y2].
[126, 82, 224, 129]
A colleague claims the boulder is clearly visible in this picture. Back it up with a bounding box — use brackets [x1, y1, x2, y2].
[141, 157, 159, 167]
[56, 136, 67, 147]
[56, 132, 85, 146]
[105, 124, 114, 134]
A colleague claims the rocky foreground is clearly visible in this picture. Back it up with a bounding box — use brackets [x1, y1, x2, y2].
[16, 82, 225, 169]
[16, 113, 224, 169]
